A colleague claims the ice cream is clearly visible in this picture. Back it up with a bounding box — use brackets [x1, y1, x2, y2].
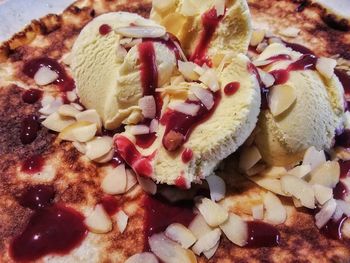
[253, 43, 345, 166]
[71, 12, 177, 129]
[115, 54, 261, 186]
[151, 0, 252, 67]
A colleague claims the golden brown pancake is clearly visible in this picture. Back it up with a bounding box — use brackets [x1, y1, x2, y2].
[0, 0, 349, 262]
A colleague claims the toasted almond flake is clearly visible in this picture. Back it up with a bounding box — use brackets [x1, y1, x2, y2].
[86, 136, 113, 160]
[214, 0, 225, 16]
[124, 110, 143, 125]
[193, 65, 205, 76]
[42, 112, 75, 132]
[239, 145, 262, 172]
[34, 66, 58, 86]
[192, 228, 221, 255]
[203, 240, 219, 259]
[287, 164, 311, 178]
[115, 210, 129, 233]
[309, 161, 340, 188]
[58, 121, 97, 142]
[199, 69, 220, 92]
[219, 213, 248, 247]
[149, 119, 159, 133]
[125, 252, 159, 263]
[101, 164, 127, 195]
[137, 174, 157, 195]
[94, 149, 114, 163]
[279, 27, 300, 38]
[256, 42, 268, 53]
[250, 30, 265, 46]
[253, 59, 271, 67]
[313, 184, 333, 205]
[252, 204, 264, 220]
[149, 233, 197, 263]
[268, 84, 296, 116]
[165, 223, 197, 249]
[268, 37, 283, 44]
[281, 174, 315, 209]
[152, 0, 175, 12]
[123, 38, 142, 49]
[85, 204, 112, 234]
[246, 163, 266, 176]
[139, 96, 156, 119]
[178, 61, 199, 81]
[126, 169, 138, 191]
[171, 75, 186, 85]
[119, 37, 133, 45]
[303, 146, 326, 170]
[76, 109, 102, 129]
[130, 125, 150, 135]
[332, 204, 344, 221]
[206, 174, 226, 202]
[316, 57, 337, 79]
[61, 52, 72, 65]
[190, 86, 214, 110]
[196, 198, 228, 227]
[179, 0, 198, 16]
[248, 176, 287, 196]
[115, 26, 166, 38]
[39, 97, 64, 116]
[263, 192, 286, 225]
[292, 197, 303, 208]
[315, 198, 337, 229]
[71, 102, 84, 111]
[261, 166, 287, 179]
[58, 104, 80, 118]
[168, 101, 200, 116]
[258, 69, 275, 87]
[188, 214, 213, 239]
[116, 45, 128, 63]
[72, 141, 87, 154]
[66, 90, 78, 102]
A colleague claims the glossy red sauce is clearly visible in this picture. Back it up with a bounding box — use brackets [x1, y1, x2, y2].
[224, 82, 240, 96]
[321, 216, 348, 240]
[181, 148, 193, 163]
[22, 89, 42, 104]
[143, 195, 195, 251]
[190, 7, 224, 66]
[175, 174, 188, 189]
[246, 221, 280, 247]
[261, 54, 292, 67]
[247, 63, 269, 109]
[21, 155, 45, 174]
[19, 185, 55, 210]
[138, 41, 158, 96]
[160, 91, 221, 151]
[99, 24, 112, 35]
[333, 181, 348, 200]
[283, 41, 314, 55]
[340, 160, 350, 178]
[145, 33, 183, 60]
[23, 57, 75, 92]
[20, 115, 40, 144]
[10, 205, 87, 261]
[270, 69, 290, 85]
[335, 130, 350, 148]
[100, 195, 119, 216]
[111, 150, 125, 167]
[114, 135, 154, 177]
[135, 133, 157, 149]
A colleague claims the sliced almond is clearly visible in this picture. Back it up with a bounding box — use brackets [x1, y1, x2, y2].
[206, 174, 226, 202]
[190, 86, 214, 110]
[248, 176, 287, 196]
[115, 26, 166, 38]
[316, 57, 337, 79]
[263, 192, 286, 225]
[178, 61, 200, 81]
[203, 240, 219, 259]
[126, 169, 138, 192]
[239, 146, 262, 172]
[42, 112, 75, 132]
[34, 66, 58, 86]
[315, 198, 337, 229]
[287, 164, 311, 178]
[149, 233, 197, 263]
[116, 45, 128, 63]
[309, 161, 340, 188]
[66, 91, 78, 102]
[137, 174, 157, 195]
[58, 121, 97, 142]
[260, 166, 287, 179]
[114, 210, 129, 233]
[139, 96, 156, 119]
[313, 184, 333, 205]
[149, 119, 159, 133]
[219, 213, 248, 247]
[76, 109, 102, 130]
[72, 141, 87, 154]
[179, 0, 198, 16]
[85, 204, 112, 234]
[101, 164, 127, 195]
[196, 198, 228, 227]
[279, 27, 300, 38]
[246, 163, 266, 177]
[85, 136, 113, 160]
[152, 0, 175, 12]
[214, 0, 225, 16]
[168, 101, 200, 116]
[258, 69, 275, 88]
[165, 223, 197, 249]
[130, 125, 150, 135]
[252, 204, 264, 220]
[191, 228, 221, 255]
[94, 149, 114, 163]
[188, 214, 213, 239]
[39, 97, 63, 116]
[268, 84, 296, 116]
[125, 252, 158, 263]
[302, 146, 326, 171]
[281, 174, 315, 209]
[199, 69, 220, 92]
[58, 104, 81, 118]
[250, 30, 265, 47]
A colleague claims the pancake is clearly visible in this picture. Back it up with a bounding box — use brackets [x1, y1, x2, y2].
[0, 0, 349, 262]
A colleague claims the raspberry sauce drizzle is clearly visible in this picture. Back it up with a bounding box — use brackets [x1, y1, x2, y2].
[321, 216, 348, 240]
[19, 185, 55, 210]
[23, 57, 75, 92]
[246, 221, 280, 247]
[224, 82, 240, 96]
[21, 155, 45, 174]
[22, 89, 42, 104]
[190, 7, 224, 66]
[100, 195, 119, 216]
[99, 24, 112, 35]
[20, 115, 40, 145]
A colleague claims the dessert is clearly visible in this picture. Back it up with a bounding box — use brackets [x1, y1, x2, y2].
[0, 0, 349, 262]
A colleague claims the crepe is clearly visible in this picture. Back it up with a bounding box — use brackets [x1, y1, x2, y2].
[0, 0, 349, 262]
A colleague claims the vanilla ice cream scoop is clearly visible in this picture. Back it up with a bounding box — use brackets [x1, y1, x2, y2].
[254, 43, 345, 166]
[71, 12, 177, 129]
[151, 0, 252, 66]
